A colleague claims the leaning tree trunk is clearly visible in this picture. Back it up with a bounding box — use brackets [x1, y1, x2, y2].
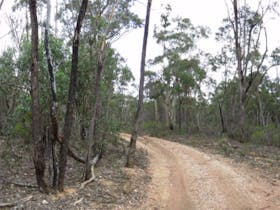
[58, 0, 88, 191]
[29, 0, 49, 193]
[126, 0, 152, 167]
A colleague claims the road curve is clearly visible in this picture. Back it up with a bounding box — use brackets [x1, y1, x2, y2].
[121, 133, 280, 210]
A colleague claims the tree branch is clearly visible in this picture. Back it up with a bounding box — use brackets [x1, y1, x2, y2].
[0, 0, 4, 10]
[0, 196, 32, 208]
[80, 153, 101, 189]
[256, 27, 268, 73]
[0, 177, 38, 188]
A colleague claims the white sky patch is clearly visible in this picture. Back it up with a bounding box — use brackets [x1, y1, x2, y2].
[1, 0, 280, 89]
[112, 0, 280, 86]
[0, 1, 13, 50]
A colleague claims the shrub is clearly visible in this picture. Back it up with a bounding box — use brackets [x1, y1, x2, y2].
[251, 124, 280, 147]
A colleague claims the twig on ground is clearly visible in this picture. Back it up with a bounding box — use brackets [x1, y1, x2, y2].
[0, 195, 32, 208]
[73, 197, 84, 206]
[0, 176, 37, 188]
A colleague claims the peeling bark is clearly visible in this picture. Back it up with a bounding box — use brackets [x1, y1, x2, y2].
[44, 0, 58, 188]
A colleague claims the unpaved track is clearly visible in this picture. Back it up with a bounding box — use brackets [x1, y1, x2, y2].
[121, 134, 280, 210]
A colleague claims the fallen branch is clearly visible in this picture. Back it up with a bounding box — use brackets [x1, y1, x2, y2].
[5, 181, 37, 188]
[0, 195, 32, 208]
[56, 135, 85, 164]
[73, 197, 84, 206]
[0, 177, 37, 188]
[80, 153, 101, 189]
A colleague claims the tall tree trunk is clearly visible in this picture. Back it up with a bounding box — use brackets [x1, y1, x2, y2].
[58, 0, 88, 191]
[29, 0, 48, 193]
[233, 0, 246, 140]
[85, 60, 103, 180]
[126, 0, 152, 167]
[44, 0, 58, 188]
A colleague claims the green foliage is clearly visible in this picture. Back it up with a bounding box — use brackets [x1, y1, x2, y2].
[251, 124, 280, 146]
[141, 121, 169, 137]
[146, 10, 209, 131]
[57, 0, 142, 41]
[10, 93, 31, 140]
[1, 0, 279, 158]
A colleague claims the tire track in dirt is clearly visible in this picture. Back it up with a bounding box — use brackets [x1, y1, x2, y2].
[121, 134, 280, 210]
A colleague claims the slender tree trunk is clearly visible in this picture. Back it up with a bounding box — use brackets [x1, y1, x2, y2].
[29, 0, 48, 193]
[58, 0, 88, 191]
[239, 88, 246, 139]
[154, 99, 159, 122]
[196, 112, 200, 132]
[257, 93, 265, 126]
[164, 95, 170, 128]
[44, 0, 59, 188]
[170, 97, 176, 130]
[85, 60, 103, 180]
[233, 0, 246, 140]
[126, 0, 152, 167]
[178, 99, 182, 131]
[218, 102, 227, 133]
[0, 0, 4, 10]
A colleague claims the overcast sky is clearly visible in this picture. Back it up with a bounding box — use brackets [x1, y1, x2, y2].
[0, 0, 279, 85]
[112, 0, 280, 83]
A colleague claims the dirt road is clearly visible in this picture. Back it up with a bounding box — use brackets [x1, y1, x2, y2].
[121, 133, 280, 210]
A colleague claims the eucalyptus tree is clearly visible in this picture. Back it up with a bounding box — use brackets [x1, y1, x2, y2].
[126, 0, 152, 168]
[208, 48, 236, 134]
[151, 7, 208, 130]
[216, 0, 280, 140]
[210, 79, 239, 135]
[58, 0, 141, 181]
[210, 73, 280, 145]
[29, 0, 49, 193]
[58, 0, 89, 191]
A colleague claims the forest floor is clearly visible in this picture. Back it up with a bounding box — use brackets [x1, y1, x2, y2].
[1, 134, 280, 209]
[0, 136, 150, 210]
[121, 133, 280, 210]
